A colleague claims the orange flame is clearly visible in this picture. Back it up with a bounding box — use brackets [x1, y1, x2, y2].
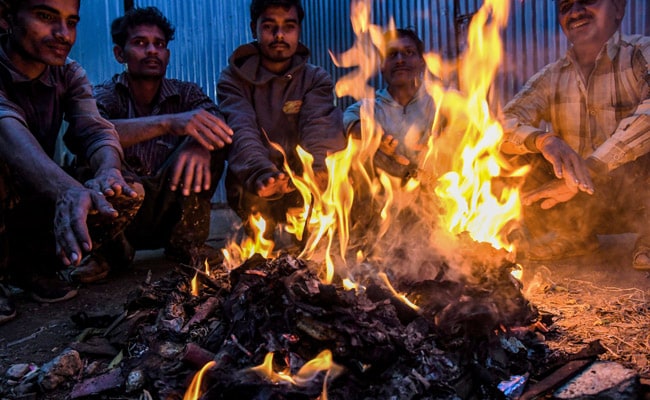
[249, 350, 343, 397]
[183, 360, 216, 400]
[378, 272, 420, 311]
[222, 213, 275, 270]
[191, 272, 199, 297]
[427, 0, 526, 252]
[223, 0, 527, 277]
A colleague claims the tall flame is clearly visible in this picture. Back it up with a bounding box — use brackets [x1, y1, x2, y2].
[183, 360, 216, 400]
[427, 0, 526, 252]
[223, 0, 527, 277]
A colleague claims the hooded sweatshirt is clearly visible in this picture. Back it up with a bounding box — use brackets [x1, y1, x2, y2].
[217, 42, 346, 194]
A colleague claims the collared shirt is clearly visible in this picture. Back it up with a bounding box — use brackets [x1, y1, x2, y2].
[502, 31, 650, 172]
[0, 37, 121, 162]
[93, 72, 221, 176]
[343, 84, 436, 164]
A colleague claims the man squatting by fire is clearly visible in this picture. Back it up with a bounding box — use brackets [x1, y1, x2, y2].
[0, 0, 143, 324]
[500, 0, 650, 269]
[343, 28, 436, 184]
[92, 6, 232, 277]
[217, 0, 346, 241]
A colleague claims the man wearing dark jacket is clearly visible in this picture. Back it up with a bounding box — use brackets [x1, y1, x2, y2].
[0, 0, 142, 323]
[217, 0, 346, 240]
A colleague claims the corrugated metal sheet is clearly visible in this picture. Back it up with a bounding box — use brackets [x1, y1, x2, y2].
[71, 0, 251, 101]
[69, 0, 649, 203]
[72, 0, 649, 105]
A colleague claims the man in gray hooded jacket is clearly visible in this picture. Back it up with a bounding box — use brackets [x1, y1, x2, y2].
[217, 0, 346, 240]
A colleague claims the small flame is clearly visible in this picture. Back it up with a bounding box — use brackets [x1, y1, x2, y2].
[378, 272, 420, 311]
[511, 263, 523, 281]
[204, 259, 210, 276]
[191, 272, 199, 297]
[249, 352, 294, 384]
[342, 278, 358, 291]
[183, 360, 216, 400]
[249, 351, 343, 398]
[222, 213, 276, 269]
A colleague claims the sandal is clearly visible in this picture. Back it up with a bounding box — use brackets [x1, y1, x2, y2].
[632, 243, 650, 271]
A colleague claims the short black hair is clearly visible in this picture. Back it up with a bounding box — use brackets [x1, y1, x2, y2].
[111, 6, 175, 48]
[250, 0, 304, 24]
[383, 28, 425, 58]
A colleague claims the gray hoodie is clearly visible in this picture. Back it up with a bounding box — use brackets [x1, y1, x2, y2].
[218, 42, 346, 194]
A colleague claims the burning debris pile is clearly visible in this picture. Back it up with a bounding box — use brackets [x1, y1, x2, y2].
[11, 249, 551, 399]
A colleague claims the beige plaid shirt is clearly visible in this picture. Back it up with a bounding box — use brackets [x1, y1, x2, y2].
[502, 31, 650, 172]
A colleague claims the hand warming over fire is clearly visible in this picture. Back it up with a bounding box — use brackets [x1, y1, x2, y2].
[54, 186, 118, 266]
[521, 178, 585, 209]
[256, 171, 295, 199]
[84, 167, 139, 198]
[537, 135, 594, 195]
[379, 134, 411, 166]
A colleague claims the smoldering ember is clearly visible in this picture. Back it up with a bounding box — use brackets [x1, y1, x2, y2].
[1, 0, 650, 399]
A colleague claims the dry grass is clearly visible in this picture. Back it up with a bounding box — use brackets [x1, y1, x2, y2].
[524, 263, 650, 377]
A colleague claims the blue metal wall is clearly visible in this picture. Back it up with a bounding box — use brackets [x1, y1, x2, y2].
[72, 0, 649, 105]
[69, 0, 648, 203]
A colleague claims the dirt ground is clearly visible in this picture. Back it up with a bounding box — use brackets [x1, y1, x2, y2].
[0, 209, 649, 397]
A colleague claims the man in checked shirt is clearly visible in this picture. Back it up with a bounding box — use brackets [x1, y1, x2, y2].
[500, 0, 649, 269]
[93, 7, 233, 269]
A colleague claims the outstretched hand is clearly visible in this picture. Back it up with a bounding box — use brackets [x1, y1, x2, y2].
[256, 171, 294, 199]
[379, 134, 410, 166]
[538, 136, 594, 194]
[54, 186, 117, 266]
[170, 109, 233, 151]
[521, 178, 586, 209]
[55, 168, 137, 266]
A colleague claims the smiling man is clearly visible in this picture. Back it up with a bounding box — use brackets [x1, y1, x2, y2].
[0, 0, 142, 322]
[500, 0, 650, 268]
[217, 0, 345, 241]
[93, 6, 232, 268]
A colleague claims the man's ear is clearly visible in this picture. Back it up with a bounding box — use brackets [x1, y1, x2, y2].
[113, 45, 125, 63]
[250, 21, 257, 40]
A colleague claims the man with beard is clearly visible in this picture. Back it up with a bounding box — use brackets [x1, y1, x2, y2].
[343, 28, 437, 181]
[0, 0, 142, 323]
[217, 0, 346, 241]
[500, 0, 650, 269]
[93, 6, 232, 268]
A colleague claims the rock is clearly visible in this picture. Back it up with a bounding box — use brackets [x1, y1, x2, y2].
[554, 361, 639, 400]
[37, 349, 83, 391]
[125, 368, 145, 392]
[5, 363, 33, 380]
